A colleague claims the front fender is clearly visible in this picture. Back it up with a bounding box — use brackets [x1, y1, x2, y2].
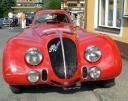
[78, 34, 122, 80]
[2, 38, 45, 83]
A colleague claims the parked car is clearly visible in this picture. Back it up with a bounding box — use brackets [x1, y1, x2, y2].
[0, 18, 3, 28]
[2, 17, 9, 27]
[2, 10, 122, 94]
[2, 17, 18, 27]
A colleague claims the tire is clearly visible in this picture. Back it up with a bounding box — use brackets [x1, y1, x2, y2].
[9, 85, 23, 94]
[95, 79, 115, 88]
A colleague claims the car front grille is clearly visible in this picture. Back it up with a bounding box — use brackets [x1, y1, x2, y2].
[48, 38, 77, 79]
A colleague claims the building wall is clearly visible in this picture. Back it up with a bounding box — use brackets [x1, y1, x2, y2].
[13, 8, 41, 12]
[12, 0, 42, 12]
[17, 0, 37, 4]
[85, 0, 128, 44]
[61, 0, 85, 28]
[85, 0, 94, 32]
[61, 0, 85, 11]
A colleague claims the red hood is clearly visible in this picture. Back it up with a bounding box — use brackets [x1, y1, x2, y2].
[33, 23, 76, 37]
[11, 23, 98, 43]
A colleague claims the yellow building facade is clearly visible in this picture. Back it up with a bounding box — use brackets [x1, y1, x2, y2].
[85, 0, 128, 44]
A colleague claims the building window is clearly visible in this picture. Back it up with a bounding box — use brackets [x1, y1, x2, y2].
[123, 0, 128, 17]
[95, 0, 123, 34]
[80, 3, 84, 7]
[67, 3, 77, 7]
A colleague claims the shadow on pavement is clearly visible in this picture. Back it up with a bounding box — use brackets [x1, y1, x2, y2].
[22, 82, 98, 94]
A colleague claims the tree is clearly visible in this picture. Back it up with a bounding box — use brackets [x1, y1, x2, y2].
[43, 0, 61, 10]
[0, 0, 16, 17]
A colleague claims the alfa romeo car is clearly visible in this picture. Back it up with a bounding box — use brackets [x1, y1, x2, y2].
[2, 10, 122, 93]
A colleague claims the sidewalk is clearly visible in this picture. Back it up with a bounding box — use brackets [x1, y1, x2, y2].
[115, 40, 128, 60]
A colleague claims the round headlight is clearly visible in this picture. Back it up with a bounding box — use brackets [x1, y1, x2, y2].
[89, 67, 101, 79]
[25, 48, 43, 66]
[85, 46, 101, 62]
[28, 70, 40, 83]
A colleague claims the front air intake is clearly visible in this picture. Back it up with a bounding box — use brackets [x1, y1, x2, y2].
[82, 67, 88, 79]
[42, 69, 48, 81]
[48, 38, 77, 79]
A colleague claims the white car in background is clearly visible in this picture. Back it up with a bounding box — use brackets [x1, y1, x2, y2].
[0, 18, 3, 28]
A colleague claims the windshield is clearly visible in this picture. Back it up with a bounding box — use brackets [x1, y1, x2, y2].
[34, 13, 70, 26]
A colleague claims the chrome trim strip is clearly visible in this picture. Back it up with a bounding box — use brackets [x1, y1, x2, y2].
[58, 30, 67, 79]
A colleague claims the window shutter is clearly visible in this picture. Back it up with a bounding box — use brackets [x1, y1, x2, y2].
[124, 0, 128, 17]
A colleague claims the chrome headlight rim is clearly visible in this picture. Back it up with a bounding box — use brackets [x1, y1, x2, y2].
[27, 70, 40, 83]
[89, 67, 101, 79]
[85, 45, 102, 62]
[25, 48, 43, 66]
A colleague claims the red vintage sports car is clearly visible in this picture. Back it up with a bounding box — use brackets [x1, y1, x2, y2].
[3, 10, 122, 93]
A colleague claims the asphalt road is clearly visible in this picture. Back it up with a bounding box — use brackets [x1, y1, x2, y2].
[0, 28, 128, 101]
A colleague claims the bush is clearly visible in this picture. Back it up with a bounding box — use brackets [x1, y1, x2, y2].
[43, 0, 61, 10]
[0, 0, 16, 17]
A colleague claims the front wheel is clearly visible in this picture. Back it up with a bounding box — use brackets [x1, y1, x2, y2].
[9, 85, 23, 94]
[95, 79, 115, 88]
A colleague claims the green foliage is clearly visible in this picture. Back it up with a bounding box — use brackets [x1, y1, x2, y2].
[63, 7, 69, 11]
[43, 0, 61, 10]
[0, 0, 16, 17]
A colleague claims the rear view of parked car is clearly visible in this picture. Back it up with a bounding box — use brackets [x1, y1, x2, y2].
[3, 17, 9, 27]
[0, 18, 3, 28]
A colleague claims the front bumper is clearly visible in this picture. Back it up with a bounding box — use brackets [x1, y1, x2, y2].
[3, 64, 121, 87]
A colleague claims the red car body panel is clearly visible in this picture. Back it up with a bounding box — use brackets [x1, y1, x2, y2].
[2, 10, 122, 86]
